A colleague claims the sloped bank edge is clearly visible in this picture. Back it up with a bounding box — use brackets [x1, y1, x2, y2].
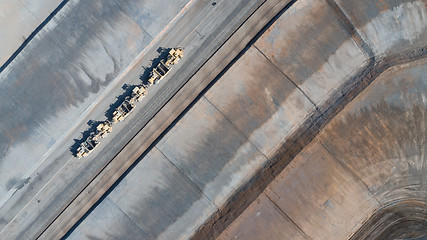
[191, 46, 427, 239]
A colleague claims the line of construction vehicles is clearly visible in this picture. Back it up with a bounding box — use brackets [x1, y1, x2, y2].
[76, 48, 184, 158]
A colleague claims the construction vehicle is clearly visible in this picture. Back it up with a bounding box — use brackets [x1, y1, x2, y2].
[75, 47, 183, 158]
[76, 134, 99, 158]
[91, 121, 112, 142]
[130, 85, 146, 102]
[148, 48, 184, 85]
[76, 121, 112, 158]
[147, 60, 171, 85]
[95, 120, 112, 138]
[165, 48, 184, 65]
[112, 97, 136, 123]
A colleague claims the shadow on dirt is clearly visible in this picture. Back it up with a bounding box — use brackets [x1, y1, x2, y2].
[71, 47, 173, 156]
[70, 120, 103, 156]
[139, 47, 171, 86]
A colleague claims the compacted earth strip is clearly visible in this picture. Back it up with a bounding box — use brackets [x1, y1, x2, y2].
[1, 0, 427, 239]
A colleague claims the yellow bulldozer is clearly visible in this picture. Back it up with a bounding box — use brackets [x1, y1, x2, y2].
[76, 121, 112, 158]
[165, 48, 184, 65]
[148, 48, 184, 85]
[75, 47, 184, 158]
[95, 121, 112, 138]
[130, 85, 146, 102]
[76, 134, 99, 158]
[112, 97, 136, 123]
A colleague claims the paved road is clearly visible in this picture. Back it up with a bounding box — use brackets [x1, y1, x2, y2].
[3, 0, 425, 239]
[0, 0, 191, 233]
[59, 0, 427, 239]
[0, 0, 191, 212]
[62, 0, 409, 238]
[0, 0, 275, 239]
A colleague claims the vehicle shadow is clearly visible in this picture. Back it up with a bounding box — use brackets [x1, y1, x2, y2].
[71, 47, 173, 156]
[104, 83, 139, 120]
[106, 47, 171, 119]
[139, 47, 171, 86]
[70, 120, 102, 156]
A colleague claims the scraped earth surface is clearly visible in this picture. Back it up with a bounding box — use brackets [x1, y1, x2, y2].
[1, 0, 427, 239]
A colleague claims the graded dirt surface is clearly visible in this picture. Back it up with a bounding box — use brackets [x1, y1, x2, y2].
[215, 0, 427, 239]
[65, 0, 427, 239]
[0, 0, 292, 239]
[218, 56, 427, 240]
[1, 0, 427, 239]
